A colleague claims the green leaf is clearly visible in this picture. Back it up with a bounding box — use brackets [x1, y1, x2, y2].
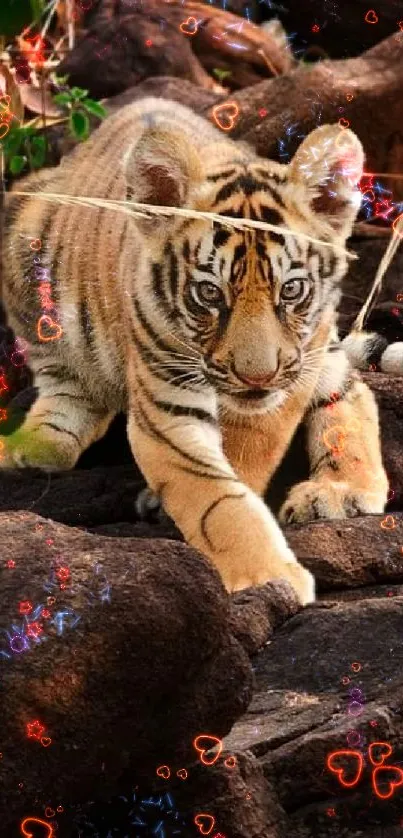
[69, 109, 90, 141]
[30, 0, 46, 21]
[53, 92, 72, 107]
[70, 87, 89, 101]
[30, 135, 47, 168]
[212, 68, 232, 81]
[1, 129, 24, 158]
[83, 98, 107, 119]
[9, 155, 27, 175]
[54, 75, 69, 87]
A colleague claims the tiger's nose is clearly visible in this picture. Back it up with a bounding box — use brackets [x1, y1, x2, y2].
[235, 369, 277, 389]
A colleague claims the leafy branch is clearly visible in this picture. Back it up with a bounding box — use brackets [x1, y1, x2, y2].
[0, 81, 107, 177]
[53, 82, 108, 142]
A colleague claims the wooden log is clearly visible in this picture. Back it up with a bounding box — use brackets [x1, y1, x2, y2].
[92, 31, 403, 196]
[58, 0, 294, 99]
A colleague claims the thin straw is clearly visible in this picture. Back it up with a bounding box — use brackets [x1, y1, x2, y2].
[352, 214, 403, 332]
[12, 190, 358, 258]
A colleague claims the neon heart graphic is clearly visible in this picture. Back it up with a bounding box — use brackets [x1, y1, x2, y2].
[193, 734, 223, 766]
[21, 817, 54, 837]
[380, 515, 397, 530]
[179, 16, 199, 35]
[194, 813, 215, 835]
[156, 764, 170, 779]
[37, 315, 63, 343]
[369, 741, 393, 767]
[211, 103, 239, 132]
[364, 9, 378, 24]
[44, 808, 55, 818]
[176, 768, 188, 780]
[372, 764, 403, 799]
[224, 755, 237, 769]
[326, 750, 364, 788]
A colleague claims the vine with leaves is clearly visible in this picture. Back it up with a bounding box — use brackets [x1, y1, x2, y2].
[0, 0, 107, 179]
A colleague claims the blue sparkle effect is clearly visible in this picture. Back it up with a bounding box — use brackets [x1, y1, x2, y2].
[0, 560, 112, 665]
[71, 788, 189, 836]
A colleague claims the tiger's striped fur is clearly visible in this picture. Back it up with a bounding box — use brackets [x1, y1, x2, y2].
[1, 97, 388, 603]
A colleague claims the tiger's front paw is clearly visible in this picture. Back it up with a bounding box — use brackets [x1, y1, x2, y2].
[0, 426, 77, 471]
[279, 478, 386, 525]
[221, 544, 315, 606]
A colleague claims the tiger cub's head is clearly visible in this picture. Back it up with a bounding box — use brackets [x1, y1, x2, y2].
[126, 121, 364, 414]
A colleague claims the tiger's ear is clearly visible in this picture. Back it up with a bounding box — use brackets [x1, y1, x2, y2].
[288, 124, 364, 237]
[123, 128, 204, 233]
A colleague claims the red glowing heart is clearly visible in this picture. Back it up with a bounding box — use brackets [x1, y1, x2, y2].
[179, 16, 199, 35]
[211, 102, 239, 132]
[365, 9, 378, 24]
[224, 755, 237, 769]
[193, 734, 223, 766]
[368, 741, 393, 767]
[176, 768, 188, 780]
[372, 764, 403, 799]
[44, 808, 55, 818]
[156, 764, 170, 779]
[194, 813, 216, 835]
[326, 750, 364, 788]
[21, 817, 54, 837]
[380, 515, 396, 530]
[40, 737, 52, 748]
[37, 315, 63, 343]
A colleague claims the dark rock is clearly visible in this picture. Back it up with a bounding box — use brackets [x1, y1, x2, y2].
[221, 594, 403, 836]
[0, 509, 256, 832]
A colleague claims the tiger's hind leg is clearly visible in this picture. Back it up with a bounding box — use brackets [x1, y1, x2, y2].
[0, 361, 115, 471]
[134, 485, 173, 525]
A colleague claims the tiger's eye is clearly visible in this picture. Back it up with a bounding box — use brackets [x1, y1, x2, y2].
[198, 281, 223, 305]
[280, 279, 305, 301]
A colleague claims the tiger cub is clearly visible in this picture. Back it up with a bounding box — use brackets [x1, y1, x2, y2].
[2, 96, 388, 604]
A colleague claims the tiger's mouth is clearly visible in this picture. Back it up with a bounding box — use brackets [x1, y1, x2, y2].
[220, 388, 288, 416]
[232, 389, 269, 401]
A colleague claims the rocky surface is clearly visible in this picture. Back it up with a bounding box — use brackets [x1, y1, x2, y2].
[0, 507, 256, 833]
[1, 460, 403, 835]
